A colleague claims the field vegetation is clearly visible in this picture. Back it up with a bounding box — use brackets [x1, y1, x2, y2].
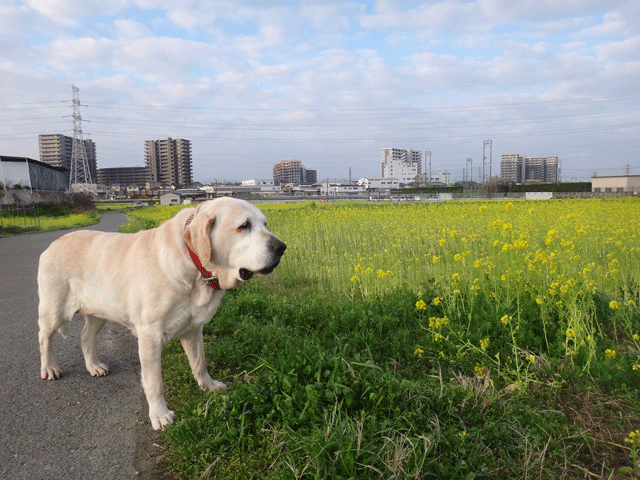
[0, 193, 99, 236]
[123, 198, 640, 479]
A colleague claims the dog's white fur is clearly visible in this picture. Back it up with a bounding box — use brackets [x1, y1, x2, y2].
[37, 197, 286, 430]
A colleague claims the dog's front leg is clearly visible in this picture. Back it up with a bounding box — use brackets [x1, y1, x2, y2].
[137, 329, 174, 430]
[180, 327, 227, 392]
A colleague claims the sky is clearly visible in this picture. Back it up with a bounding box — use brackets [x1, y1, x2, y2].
[1, 0, 639, 183]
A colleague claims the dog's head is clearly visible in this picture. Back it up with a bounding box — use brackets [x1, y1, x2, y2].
[183, 197, 286, 290]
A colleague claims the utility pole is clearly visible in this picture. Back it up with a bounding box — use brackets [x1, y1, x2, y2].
[69, 85, 93, 192]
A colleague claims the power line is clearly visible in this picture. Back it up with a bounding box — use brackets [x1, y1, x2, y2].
[80, 92, 640, 114]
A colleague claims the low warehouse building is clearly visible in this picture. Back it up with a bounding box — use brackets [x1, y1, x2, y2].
[0, 156, 68, 192]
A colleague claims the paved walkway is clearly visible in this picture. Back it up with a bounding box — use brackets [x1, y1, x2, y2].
[0, 212, 167, 480]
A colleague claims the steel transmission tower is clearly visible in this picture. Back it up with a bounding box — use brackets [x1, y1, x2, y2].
[463, 158, 473, 196]
[69, 85, 93, 192]
[424, 150, 432, 187]
[482, 140, 492, 184]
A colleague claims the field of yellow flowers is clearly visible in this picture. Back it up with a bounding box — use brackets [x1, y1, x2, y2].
[125, 198, 640, 479]
[264, 198, 640, 380]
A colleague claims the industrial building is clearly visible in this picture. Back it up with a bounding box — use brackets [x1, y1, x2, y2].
[591, 175, 640, 195]
[145, 138, 192, 188]
[0, 156, 68, 192]
[38, 134, 97, 182]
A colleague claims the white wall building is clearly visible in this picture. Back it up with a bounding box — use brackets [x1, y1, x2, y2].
[242, 178, 281, 194]
[381, 148, 422, 183]
[427, 170, 452, 186]
[322, 182, 367, 197]
[358, 177, 400, 190]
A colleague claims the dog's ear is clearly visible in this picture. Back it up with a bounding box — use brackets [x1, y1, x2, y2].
[183, 203, 215, 267]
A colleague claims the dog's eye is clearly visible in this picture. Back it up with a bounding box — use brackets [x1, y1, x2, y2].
[237, 221, 251, 231]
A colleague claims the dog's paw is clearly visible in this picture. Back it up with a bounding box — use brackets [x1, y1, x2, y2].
[150, 409, 175, 431]
[199, 376, 227, 392]
[210, 380, 227, 392]
[87, 362, 110, 377]
[41, 365, 62, 380]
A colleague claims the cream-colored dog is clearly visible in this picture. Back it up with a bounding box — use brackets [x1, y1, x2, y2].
[37, 197, 286, 430]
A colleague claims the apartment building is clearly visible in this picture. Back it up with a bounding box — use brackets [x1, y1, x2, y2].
[381, 148, 422, 183]
[144, 138, 192, 188]
[272, 160, 317, 186]
[38, 133, 97, 181]
[500, 154, 558, 184]
[96, 166, 149, 186]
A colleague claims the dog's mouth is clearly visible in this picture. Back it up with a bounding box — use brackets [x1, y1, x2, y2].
[239, 259, 281, 281]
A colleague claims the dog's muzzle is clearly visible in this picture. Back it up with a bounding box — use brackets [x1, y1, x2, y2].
[239, 238, 286, 281]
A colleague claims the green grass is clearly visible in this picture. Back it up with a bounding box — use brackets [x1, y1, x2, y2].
[116, 199, 640, 479]
[0, 210, 99, 236]
[159, 283, 639, 479]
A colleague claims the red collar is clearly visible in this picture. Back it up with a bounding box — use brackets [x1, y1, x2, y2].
[185, 215, 221, 290]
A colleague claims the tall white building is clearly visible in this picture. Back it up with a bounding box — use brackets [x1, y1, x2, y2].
[381, 148, 422, 183]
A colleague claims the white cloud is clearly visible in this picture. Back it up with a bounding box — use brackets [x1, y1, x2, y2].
[360, 0, 481, 32]
[577, 11, 626, 37]
[0, 2, 37, 34]
[45, 36, 115, 69]
[299, 3, 358, 31]
[166, 6, 216, 30]
[113, 19, 151, 38]
[595, 34, 640, 60]
[23, 0, 130, 26]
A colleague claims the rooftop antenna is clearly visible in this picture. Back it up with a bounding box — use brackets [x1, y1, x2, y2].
[69, 85, 93, 192]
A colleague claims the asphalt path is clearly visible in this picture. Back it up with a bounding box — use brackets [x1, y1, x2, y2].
[0, 212, 170, 480]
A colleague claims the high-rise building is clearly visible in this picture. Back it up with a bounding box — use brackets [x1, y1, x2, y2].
[528, 156, 559, 183]
[500, 154, 558, 183]
[273, 160, 316, 185]
[381, 148, 422, 183]
[144, 138, 192, 188]
[500, 154, 525, 183]
[38, 133, 97, 181]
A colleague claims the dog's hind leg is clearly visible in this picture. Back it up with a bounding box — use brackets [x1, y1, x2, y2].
[81, 314, 110, 377]
[38, 310, 66, 380]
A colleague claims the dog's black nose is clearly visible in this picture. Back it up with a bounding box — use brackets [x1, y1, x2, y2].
[271, 239, 286, 257]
